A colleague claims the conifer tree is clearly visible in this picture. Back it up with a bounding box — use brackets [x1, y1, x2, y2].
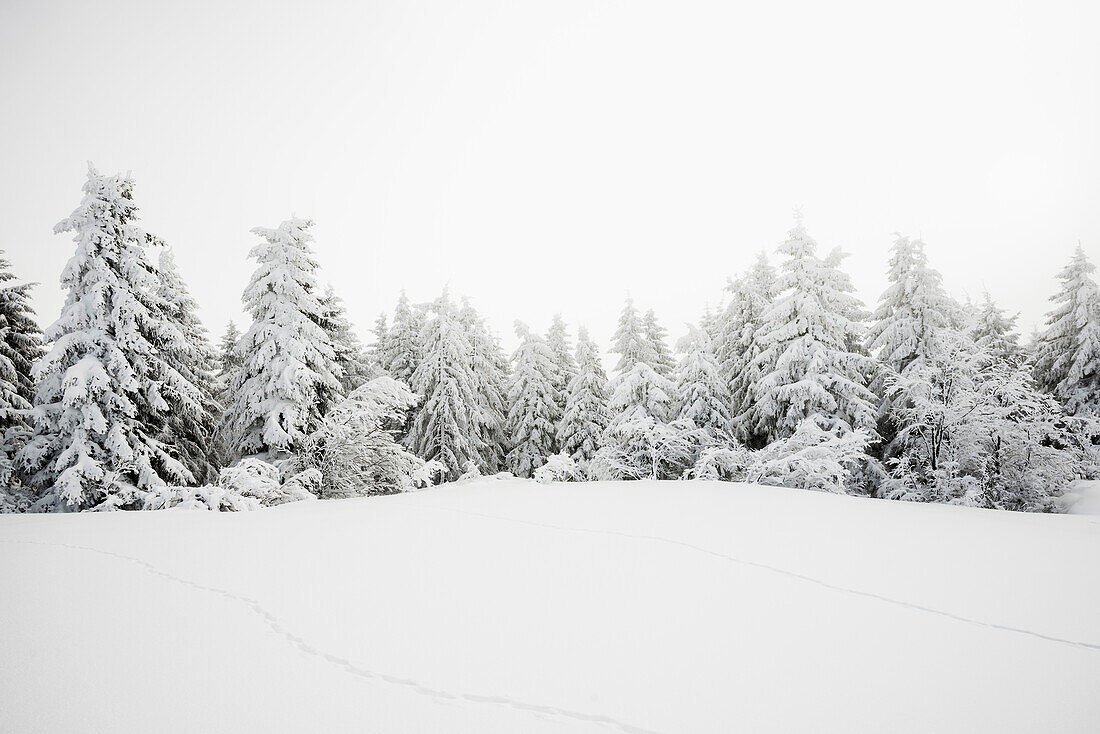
[1033, 245, 1100, 416]
[643, 308, 675, 378]
[674, 324, 733, 439]
[559, 326, 610, 475]
[970, 292, 1021, 363]
[865, 235, 958, 378]
[215, 321, 243, 395]
[319, 285, 372, 392]
[609, 297, 656, 374]
[405, 293, 481, 479]
[380, 290, 422, 386]
[18, 166, 194, 509]
[0, 251, 43, 434]
[546, 313, 578, 425]
[459, 299, 510, 473]
[152, 246, 221, 484]
[505, 322, 560, 477]
[368, 312, 389, 370]
[228, 218, 342, 457]
[742, 216, 878, 442]
[716, 253, 777, 438]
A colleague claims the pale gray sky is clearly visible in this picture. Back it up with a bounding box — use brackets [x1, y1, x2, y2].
[1, 0, 1098, 354]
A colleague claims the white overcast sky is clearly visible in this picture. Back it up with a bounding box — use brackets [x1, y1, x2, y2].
[1, 0, 1098, 354]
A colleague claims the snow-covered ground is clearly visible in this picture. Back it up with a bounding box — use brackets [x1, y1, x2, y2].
[2, 479, 1099, 733]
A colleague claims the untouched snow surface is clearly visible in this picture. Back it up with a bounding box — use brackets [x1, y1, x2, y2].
[2, 479, 1099, 733]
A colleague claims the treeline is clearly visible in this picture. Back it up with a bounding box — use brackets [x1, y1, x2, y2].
[1, 166, 1097, 512]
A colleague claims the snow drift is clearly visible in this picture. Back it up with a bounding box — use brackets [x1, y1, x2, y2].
[2, 479, 1098, 733]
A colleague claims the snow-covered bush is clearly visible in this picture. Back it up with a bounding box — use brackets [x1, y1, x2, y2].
[685, 443, 750, 481]
[590, 417, 703, 481]
[745, 419, 871, 494]
[291, 376, 425, 498]
[533, 452, 579, 483]
[407, 459, 447, 489]
[456, 460, 482, 483]
[147, 458, 317, 511]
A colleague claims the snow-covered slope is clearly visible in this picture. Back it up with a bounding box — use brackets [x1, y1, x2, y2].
[2, 480, 1098, 733]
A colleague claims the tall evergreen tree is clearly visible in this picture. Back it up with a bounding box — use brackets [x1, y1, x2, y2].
[459, 299, 510, 473]
[319, 285, 372, 393]
[1033, 245, 1100, 416]
[505, 322, 560, 477]
[380, 290, 422, 386]
[17, 166, 195, 510]
[643, 308, 675, 378]
[742, 216, 878, 442]
[546, 313, 578, 427]
[674, 324, 733, 439]
[559, 326, 610, 475]
[717, 253, 777, 439]
[970, 292, 1021, 363]
[228, 218, 342, 457]
[0, 251, 43, 434]
[152, 246, 221, 484]
[215, 320, 243, 395]
[405, 293, 481, 479]
[609, 297, 656, 374]
[865, 235, 957, 378]
[367, 312, 389, 370]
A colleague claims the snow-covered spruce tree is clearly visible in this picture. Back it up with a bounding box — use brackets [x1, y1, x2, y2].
[0, 251, 43, 434]
[505, 322, 561, 478]
[319, 285, 373, 393]
[741, 216, 878, 443]
[367, 312, 389, 370]
[215, 320, 243, 394]
[227, 218, 342, 458]
[716, 253, 777, 444]
[589, 416, 702, 481]
[379, 290, 423, 386]
[609, 297, 657, 374]
[546, 313, 578, 429]
[1033, 245, 1100, 416]
[558, 326, 610, 476]
[459, 299, 510, 473]
[17, 166, 195, 510]
[151, 245, 222, 484]
[405, 293, 482, 480]
[970, 292, 1022, 364]
[865, 235, 958, 380]
[643, 309, 676, 379]
[0, 251, 44, 506]
[674, 324, 733, 439]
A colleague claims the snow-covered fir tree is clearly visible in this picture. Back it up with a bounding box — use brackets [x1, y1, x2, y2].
[227, 218, 342, 458]
[674, 324, 733, 439]
[214, 321, 243, 395]
[504, 321, 561, 477]
[319, 285, 372, 393]
[17, 166, 196, 510]
[0, 251, 43, 434]
[716, 253, 777, 439]
[459, 299, 510, 473]
[741, 216, 878, 443]
[546, 313, 578, 428]
[367, 312, 389, 370]
[405, 292, 481, 479]
[152, 245, 221, 484]
[379, 290, 422, 386]
[865, 235, 958, 379]
[1033, 245, 1100, 416]
[970, 292, 1021, 363]
[558, 326, 610, 475]
[609, 297, 656, 374]
[643, 309, 675, 378]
